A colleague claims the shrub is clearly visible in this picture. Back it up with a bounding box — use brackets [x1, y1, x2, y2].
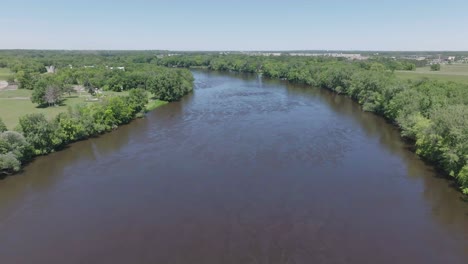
[0, 131, 33, 162]
[430, 64, 441, 71]
[18, 113, 61, 155]
[0, 118, 7, 132]
[0, 153, 21, 173]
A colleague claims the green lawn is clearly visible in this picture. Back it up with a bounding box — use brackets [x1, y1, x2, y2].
[0, 89, 166, 130]
[395, 64, 468, 84]
[0, 68, 12, 80]
[0, 90, 101, 130]
[146, 99, 168, 111]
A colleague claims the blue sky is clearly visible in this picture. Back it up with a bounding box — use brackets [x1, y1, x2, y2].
[1, 0, 467, 50]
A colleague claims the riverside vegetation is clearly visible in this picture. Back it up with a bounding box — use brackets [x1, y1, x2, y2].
[1, 51, 467, 195]
[0, 51, 193, 175]
[157, 54, 468, 194]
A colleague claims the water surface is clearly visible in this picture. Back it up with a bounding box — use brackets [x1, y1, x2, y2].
[0, 70, 467, 264]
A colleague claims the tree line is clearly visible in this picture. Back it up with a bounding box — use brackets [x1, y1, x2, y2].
[158, 54, 468, 194]
[13, 64, 193, 106]
[0, 89, 150, 174]
[0, 51, 195, 175]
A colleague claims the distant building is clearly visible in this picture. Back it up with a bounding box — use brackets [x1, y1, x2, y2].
[262, 53, 282, 56]
[45, 65, 56, 73]
[401, 55, 426, 61]
[241, 52, 282, 56]
[289, 53, 368, 60]
[107, 66, 125, 71]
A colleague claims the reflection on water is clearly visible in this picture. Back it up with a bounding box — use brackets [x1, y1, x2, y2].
[0, 70, 466, 264]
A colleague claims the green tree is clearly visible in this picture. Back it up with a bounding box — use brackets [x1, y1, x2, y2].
[458, 165, 468, 194]
[0, 131, 33, 162]
[0, 131, 33, 174]
[18, 113, 62, 154]
[44, 86, 62, 106]
[30, 77, 50, 106]
[0, 153, 21, 173]
[127, 88, 148, 114]
[54, 112, 85, 142]
[0, 118, 7, 132]
[16, 70, 37, 90]
[430, 63, 441, 71]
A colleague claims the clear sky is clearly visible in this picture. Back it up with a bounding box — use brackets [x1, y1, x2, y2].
[1, 0, 467, 51]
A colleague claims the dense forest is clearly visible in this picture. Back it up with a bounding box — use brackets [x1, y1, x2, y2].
[0, 51, 194, 175]
[156, 54, 468, 194]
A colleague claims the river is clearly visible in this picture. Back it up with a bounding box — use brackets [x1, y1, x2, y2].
[0, 70, 467, 264]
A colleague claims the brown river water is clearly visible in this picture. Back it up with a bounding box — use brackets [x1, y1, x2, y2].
[0, 70, 467, 264]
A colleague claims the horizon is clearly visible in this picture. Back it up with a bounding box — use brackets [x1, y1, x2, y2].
[1, 49, 468, 52]
[2, 0, 468, 51]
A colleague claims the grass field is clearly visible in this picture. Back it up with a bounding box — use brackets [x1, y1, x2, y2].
[0, 90, 101, 130]
[0, 89, 165, 130]
[146, 99, 168, 111]
[0, 68, 12, 80]
[395, 64, 468, 84]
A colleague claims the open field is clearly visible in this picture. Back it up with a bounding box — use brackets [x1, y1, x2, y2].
[0, 68, 12, 81]
[0, 89, 165, 130]
[395, 64, 468, 84]
[0, 90, 102, 130]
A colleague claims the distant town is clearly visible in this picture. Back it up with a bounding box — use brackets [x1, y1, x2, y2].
[238, 51, 468, 65]
[161, 51, 468, 66]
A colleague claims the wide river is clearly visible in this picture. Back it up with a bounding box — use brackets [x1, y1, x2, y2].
[0, 70, 467, 263]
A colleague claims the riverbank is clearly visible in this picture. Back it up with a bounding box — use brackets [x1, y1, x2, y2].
[261, 69, 466, 194]
[146, 99, 168, 111]
[167, 56, 467, 195]
[0, 89, 173, 176]
[2, 70, 467, 264]
[0, 89, 167, 130]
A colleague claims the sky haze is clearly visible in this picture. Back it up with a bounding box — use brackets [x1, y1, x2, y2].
[1, 0, 467, 50]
